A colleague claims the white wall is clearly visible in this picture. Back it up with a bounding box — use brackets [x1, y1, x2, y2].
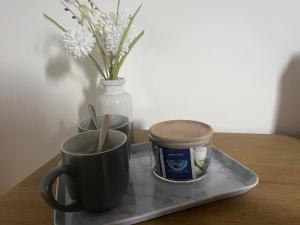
[1, 0, 300, 195]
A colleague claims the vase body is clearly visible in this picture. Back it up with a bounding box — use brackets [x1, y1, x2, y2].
[97, 78, 133, 144]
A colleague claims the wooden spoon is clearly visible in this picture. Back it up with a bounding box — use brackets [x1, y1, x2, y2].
[82, 114, 110, 154]
[97, 114, 110, 152]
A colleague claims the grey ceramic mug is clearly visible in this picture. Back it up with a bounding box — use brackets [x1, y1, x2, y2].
[78, 114, 131, 157]
[41, 130, 129, 212]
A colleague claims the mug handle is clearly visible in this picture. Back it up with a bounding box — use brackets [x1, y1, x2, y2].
[41, 163, 82, 212]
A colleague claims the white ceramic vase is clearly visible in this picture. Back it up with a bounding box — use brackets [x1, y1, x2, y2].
[97, 78, 133, 142]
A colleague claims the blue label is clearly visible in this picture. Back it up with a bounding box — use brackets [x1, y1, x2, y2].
[161, 147, 192, 180]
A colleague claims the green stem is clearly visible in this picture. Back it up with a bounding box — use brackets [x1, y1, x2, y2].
[88, 54, 107, 79]
[116, 0, 121, 26]
[116, 30, 144, 77]
[43, 13, 66, 32]
[88, 22, 109, 78]
[112, 4, 142, 80]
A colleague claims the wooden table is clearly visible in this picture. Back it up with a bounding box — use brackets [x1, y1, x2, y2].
[1, 131, 299, 225]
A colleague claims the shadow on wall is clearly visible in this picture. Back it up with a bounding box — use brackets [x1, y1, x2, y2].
[76, 57, 103, 119]
[0, 36, 106, 196]
[275, 54, 300, 135]
[46, 51, 103, 120]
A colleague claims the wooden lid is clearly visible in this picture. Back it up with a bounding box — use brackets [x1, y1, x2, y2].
[149, 120, 213, 144]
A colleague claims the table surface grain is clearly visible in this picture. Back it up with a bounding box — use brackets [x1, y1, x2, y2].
[0, 130, 299, 225]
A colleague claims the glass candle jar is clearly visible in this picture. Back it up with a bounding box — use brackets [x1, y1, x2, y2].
[149, 120, 213, 183]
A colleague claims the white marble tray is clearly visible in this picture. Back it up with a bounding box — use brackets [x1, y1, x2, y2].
[54, 143, 259, 225]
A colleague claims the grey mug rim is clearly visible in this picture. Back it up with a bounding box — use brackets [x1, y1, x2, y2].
[61, 130, 127, 156]
[78, 114, 130, 132]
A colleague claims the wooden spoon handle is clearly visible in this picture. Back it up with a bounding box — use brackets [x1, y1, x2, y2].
[98, 114, 110, 152]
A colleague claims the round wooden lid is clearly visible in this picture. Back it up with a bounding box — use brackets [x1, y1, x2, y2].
[149, 120, 213, 144]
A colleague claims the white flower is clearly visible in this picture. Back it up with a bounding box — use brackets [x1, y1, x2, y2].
[63, 24, 95, 59]
[103, 13, 131, 56]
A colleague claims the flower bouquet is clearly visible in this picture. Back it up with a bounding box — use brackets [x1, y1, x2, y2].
[44, 0, 144, 80]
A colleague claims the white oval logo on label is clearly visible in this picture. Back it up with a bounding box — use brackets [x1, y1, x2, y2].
[166, 160, 188, 171]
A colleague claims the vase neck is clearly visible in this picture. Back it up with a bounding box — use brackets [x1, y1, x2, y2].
[104, 85, 124, 93]
[101, 79, 125, 93]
